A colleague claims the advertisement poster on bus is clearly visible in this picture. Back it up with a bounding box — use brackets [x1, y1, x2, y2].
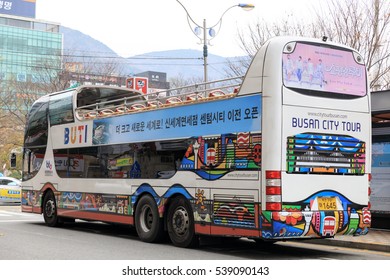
[283, 42, 366, 96]
[89, 95, 261, 146]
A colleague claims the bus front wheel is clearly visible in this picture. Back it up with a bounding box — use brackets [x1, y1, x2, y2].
[167, 196, 199, 248]
[43, 190, 61, 227]
[135, 195, 164, 243]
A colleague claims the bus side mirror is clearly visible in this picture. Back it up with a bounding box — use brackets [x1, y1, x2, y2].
[10, 153, 16, 169]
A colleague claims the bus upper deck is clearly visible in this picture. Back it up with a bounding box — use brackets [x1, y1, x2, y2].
[74, 77, 243, 121]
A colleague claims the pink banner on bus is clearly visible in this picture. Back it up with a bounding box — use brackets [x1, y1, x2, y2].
[283, 42, 366, 96]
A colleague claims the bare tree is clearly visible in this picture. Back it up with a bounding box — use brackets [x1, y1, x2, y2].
[226, 14, 310, 77]
[0, 51, 126, 173]
[169, 73, 205, 89]
[29, 50, 126, 93]
[314, 0, 390, 90]
[0, 78, 27, 174]
[233, 0, 390, 90]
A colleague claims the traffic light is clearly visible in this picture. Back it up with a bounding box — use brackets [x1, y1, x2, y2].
[10, 153, 16, 169]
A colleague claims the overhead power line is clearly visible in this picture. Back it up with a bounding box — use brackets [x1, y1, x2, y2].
[1, 49, 204, 60]
[1, 48, 246, 61]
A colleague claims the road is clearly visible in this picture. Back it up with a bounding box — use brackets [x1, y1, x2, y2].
[1, 205, 389, 260]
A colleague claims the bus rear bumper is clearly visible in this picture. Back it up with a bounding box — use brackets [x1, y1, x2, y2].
[260, 208, 371, 240]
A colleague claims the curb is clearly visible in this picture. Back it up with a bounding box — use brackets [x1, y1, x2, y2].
[301, 239, 390, 253]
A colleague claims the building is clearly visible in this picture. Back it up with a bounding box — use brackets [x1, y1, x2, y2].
[135, 71, 170, 90]
[0, 13, 62, 90]
[1, 2, 168, 93]
[63, 62, 127, 87]
[0, 0, 62, 95]
[371, 90, 390, 229]
[372, 90, 390, 138]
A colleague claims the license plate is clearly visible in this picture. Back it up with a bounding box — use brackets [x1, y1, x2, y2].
[318, 197, 337, 210]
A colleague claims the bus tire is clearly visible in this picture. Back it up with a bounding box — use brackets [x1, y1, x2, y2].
[42, 190, 61, 227]
[135, 195, 164, 243]
[167, 196, 199, 248]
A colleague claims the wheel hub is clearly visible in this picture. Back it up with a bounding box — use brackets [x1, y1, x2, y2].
[172, 207, 189, 235]
[140, 205, 153, 232]
[45, 200, 55, 218]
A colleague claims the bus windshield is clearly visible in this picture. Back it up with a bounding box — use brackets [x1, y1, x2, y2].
[283, 42, 367, 97]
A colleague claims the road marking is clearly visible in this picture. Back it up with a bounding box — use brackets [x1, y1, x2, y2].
[0, 210, 41, 222]
[0, 219, 41, 223]
[0, 210, 37, 217]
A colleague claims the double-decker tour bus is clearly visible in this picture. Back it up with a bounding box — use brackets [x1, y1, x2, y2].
[21, 36, 371, 247]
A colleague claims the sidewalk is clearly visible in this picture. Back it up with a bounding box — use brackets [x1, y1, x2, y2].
[302, 228, 390, 253]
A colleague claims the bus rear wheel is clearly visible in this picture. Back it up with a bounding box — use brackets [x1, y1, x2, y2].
[43, 190, 61, 227]
[167, 196, 199, 248]
[135, 195, 164, 243]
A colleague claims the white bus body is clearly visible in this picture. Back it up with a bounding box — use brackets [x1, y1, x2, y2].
[21, 37, 371, 247]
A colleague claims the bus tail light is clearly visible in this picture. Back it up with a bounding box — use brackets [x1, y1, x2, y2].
[265, 170, 282, 211]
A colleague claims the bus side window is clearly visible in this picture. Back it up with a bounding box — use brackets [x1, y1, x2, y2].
[22, 148, 45, 181]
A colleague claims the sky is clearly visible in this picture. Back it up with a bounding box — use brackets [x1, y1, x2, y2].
[36, 0, 324, 58]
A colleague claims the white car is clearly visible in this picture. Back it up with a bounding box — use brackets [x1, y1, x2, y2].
[0, 177, 22, 203]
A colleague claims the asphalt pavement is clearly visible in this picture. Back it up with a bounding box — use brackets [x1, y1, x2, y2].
[1, 204, 389, 253]
[302, 228, 390, 253]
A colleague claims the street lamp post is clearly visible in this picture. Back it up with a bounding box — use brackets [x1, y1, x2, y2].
[176, 1, 255, 83]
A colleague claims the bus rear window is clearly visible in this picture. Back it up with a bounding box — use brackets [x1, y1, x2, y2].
[283, 42, 366, 97]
